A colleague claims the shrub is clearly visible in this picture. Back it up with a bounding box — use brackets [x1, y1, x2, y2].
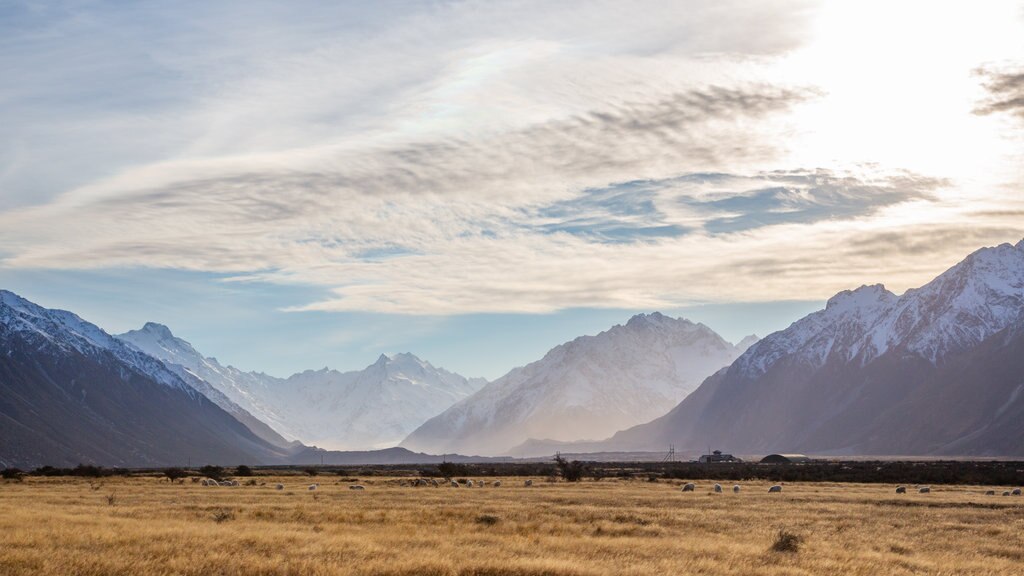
[1, 468, 25, 481]
[235, 465, 253, 477]
[72, 464, 105, 478]
[304, 468, 319, 477]
[770, 529, 802, 553]
[475, 514, 500, 526]
[212, 509, 235, 523]
[437, 462, 469, 480]
[554, 454, 586, 482]
[199, 465, 225, 481]
[163, 468, 188, 482]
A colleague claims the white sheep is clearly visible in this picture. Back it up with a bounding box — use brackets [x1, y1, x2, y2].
[681, 483, 695, 492]
[732, 484, 740, 493]
[451, 481, 460, 488]
[768, 485, 783, 493]
[200, 479, 209, 486]
[918, 486, 930, 493]
[713, 483, 722, 493]
[230, 480, 239, 487]
[493, 481, 501, 488]
[524, 479, 533, 487]
[275, 484, 284, 490]
[431, 479, 440, 487]
[308, 484, 318, 491]
[349, 485, 365, 490]
[467, 480, 474, 488]
[895, 486, 906, 494]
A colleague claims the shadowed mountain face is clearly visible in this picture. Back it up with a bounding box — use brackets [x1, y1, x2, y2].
[401, 313, 755, 457]
[608, 240, 1024, 456]
[0, 291, 289, 469]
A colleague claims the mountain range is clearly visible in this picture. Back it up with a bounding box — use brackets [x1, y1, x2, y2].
[401, 313, 755, 456]
[0, 290, 290, 468]
[117, 324, 486, 450]
[606, 239, 1024, 456]
[2, 238, 1022, 467]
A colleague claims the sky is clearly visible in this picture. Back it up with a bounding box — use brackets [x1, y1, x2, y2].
[1, 1, 1022, 379]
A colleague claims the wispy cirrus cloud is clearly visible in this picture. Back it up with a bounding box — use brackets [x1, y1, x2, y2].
[0, 0, 1022, 322]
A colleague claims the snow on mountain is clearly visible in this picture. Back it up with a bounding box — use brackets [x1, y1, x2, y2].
[607, 239, 1024, 456]
[0, 291, 288, 468]
[400, 313, 749, 457]
[117, 324, 486, 450]
[0, 291, 193, 393]
[737, 239, 1024, 378]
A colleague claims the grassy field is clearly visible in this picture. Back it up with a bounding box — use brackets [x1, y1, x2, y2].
[1, 476, 1023, 575]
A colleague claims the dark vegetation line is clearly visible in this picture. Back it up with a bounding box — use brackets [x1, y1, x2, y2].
[3, 460, 1023, 486]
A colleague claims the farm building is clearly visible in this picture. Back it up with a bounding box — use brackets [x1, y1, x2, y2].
[699, 450, 741, 463]
[760, 453, 812, 464]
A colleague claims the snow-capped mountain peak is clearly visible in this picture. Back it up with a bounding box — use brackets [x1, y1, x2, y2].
[737, 240, 1023, 378]
[0, 290, 191, 392]
[117, 325, 485, 450]
[401, 312, 749, 456]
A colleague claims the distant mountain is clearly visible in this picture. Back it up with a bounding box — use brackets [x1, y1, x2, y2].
[118, 323, 295, 450]
[608, 239, 1024, 456]
[0, 291, 289, 468]
[118, 323, 486, 451]
[401, 313, 753, 456]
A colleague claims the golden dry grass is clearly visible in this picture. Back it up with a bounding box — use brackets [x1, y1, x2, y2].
[1, 476, 1023, 575]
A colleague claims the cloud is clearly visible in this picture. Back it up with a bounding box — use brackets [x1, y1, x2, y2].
[974, 66, 1024, 119]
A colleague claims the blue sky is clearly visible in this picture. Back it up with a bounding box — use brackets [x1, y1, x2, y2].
[1, 1, 1022, 379]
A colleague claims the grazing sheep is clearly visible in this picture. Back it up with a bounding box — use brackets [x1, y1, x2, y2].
[275, 484, 284, 490]
[713, 483, 722, 493]
[349, 485, 365, 490]
[768, 485, 783, 493]
[466, 480, 474, 488]
[918, 486, 930, 494]
[478, 480, 487, 487]
[1012, 488, 1021, 496]
[524, 479, 533, 487]
[431, 479, 440, 487]
[220, 481, 232, 487]
[200, 479, 209, 486]
[493, 481, 501, 488]
[230, 480, 240, 487]
[1003, 491, 1011, 496]
[308, 484, 318, 491]
[681, 483, 695, 492]
[895, 486, 906, 494]
[451, 481, 460, 488]
[733, 484, 740, 493]
[985, 490, 996, 496]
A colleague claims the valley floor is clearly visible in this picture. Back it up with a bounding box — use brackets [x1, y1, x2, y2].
[1, 476, 1022, 575]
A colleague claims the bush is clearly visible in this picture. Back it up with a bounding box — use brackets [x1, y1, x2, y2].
[437, 462, 469, 480]
[212, 509, 235, 523]
[554, 454, 586, 482]
[770, 529, 802, 553]
[1, 468, 24, 481]
[304, 467, 319, 477]
[72, 464, 105, 478]
[164, 468, 188, 482]
[475, 514, 500, 526]
[234, 465, 253, 477]
[199, 465, 225, 481]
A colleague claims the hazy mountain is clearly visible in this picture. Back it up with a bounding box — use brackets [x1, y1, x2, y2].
[118, 323, 295, 450]
[0, 290, 289, 468]
[608, 239, 1024, 456]
[118, 323, 486, 451]
[401, 313, 754, 456]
